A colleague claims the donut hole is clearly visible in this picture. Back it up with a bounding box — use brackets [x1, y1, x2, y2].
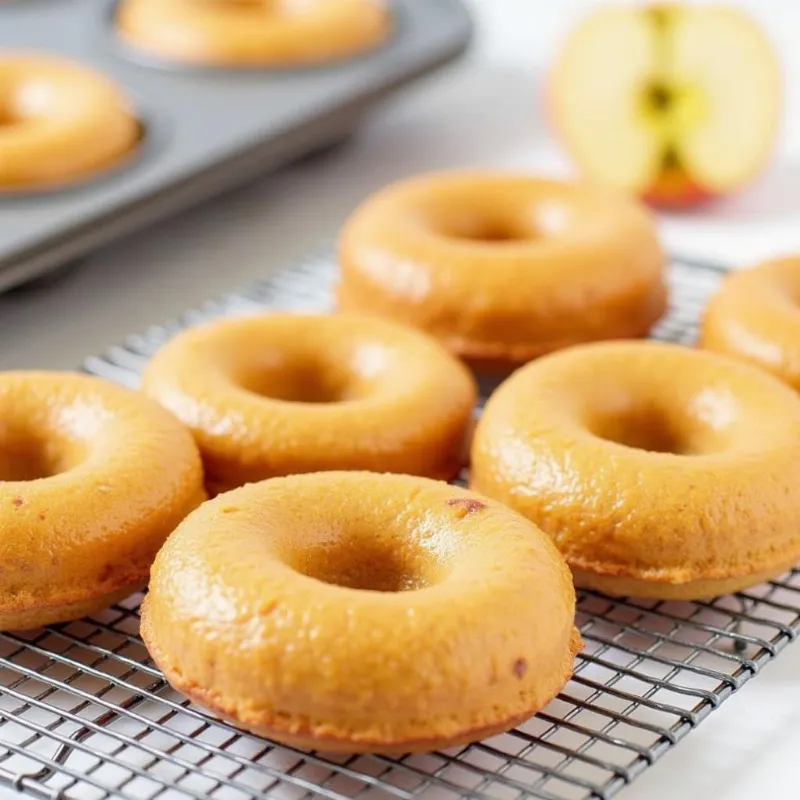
[0, 427, 87, 481]
[233, 345, 386, 404]
[433, 211, 538, 244]
[290, 545, 423, 592]
[282, 530, 449, 592]
[0, 93, 25, 126]
[419, 187, 579, 245]
[237, 361, 362, 403]
[587, 397, 734, 455]
[589, 406, 691, 454]
[239, 367, 352, 403]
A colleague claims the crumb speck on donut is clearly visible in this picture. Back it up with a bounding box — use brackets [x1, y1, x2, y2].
[513, 658, 528, 678]
[446, 498, 486, 517]
[12, 497, 23, 508]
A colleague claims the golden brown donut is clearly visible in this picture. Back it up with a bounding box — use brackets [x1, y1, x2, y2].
[701, 257, 800, 390]
[0, 371, 206, 630]
[141, 471, 582, 753]
[337, 171, 667, 368]
[470, 341, 800, 599]
[0, 53, 140, 191]
[141, 313, 477, 493]
[116, 0, 392, 68]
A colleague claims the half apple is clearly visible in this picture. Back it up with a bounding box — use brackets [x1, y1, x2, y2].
[548, 4, 782, 208]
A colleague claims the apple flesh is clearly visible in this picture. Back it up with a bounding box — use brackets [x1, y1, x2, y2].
[548, 4, 781, 209]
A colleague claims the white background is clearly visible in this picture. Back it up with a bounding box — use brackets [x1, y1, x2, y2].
[1, 1, 800, 798]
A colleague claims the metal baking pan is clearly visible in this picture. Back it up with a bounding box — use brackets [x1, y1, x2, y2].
[0, 0, 472, 293]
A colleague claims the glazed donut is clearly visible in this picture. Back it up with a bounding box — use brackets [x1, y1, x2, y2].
[702, 257, 800, 390]
[0, 371, 205, 630]
[141, 471, 582, 753]
[116, 0, 391, 68]
[141, 313, 477, 493]
[337, 172, 667, 367]
[0, 53, 140, 191]
[471, 341, 800, 599]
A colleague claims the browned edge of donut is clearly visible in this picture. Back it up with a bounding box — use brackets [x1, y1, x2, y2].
[572, 555, 800, 601]
[0, 580, 145, 631]
[336, 285, 668, 373]
[452, 301, 668, 371]
[203, 443, 474, 499]
[141, 607, 584, 755]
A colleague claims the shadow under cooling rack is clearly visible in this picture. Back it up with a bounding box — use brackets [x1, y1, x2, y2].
[0, 253, 797, 800]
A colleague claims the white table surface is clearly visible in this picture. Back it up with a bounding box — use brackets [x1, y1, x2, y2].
[2, 1, 800, 797]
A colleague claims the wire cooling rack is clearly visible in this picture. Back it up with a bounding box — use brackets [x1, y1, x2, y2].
[0, 252, 798, 800]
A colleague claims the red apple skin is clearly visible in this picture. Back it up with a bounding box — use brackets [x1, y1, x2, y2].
[641, 164, 716, 210]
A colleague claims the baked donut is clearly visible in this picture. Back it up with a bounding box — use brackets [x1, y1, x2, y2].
[141, 313, 476, 493]
[141, 471, 582, 753]
[702, 257, 800, 390]
[337, 172, 667, 368]
[470, 341, 800, 599]
[0, 53, 140, 191]
[116, 0, 391, 68]
[0, 371, 205, 630]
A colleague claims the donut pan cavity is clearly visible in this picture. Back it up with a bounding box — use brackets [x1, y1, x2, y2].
[0, 0, 472, 293]
[0, 250, 797, 800]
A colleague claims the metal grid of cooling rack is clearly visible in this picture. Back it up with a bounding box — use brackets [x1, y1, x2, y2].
[0, 253, 798, 800]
